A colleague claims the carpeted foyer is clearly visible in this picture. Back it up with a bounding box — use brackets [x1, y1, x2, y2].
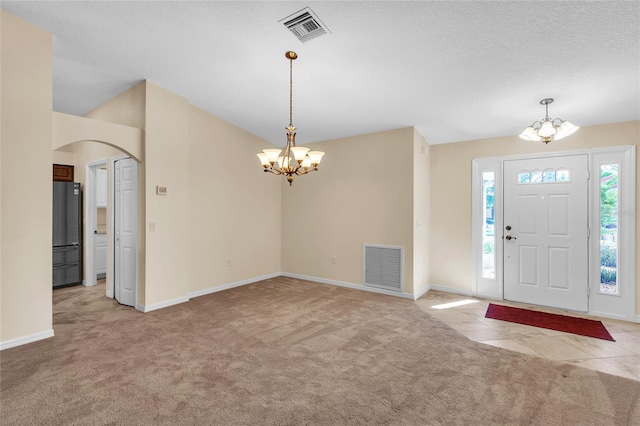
[1, 276, 639, 425]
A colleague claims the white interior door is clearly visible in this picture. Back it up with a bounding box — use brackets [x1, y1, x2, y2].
[503, 155, 588, 312]
[114, 157, 138, 307]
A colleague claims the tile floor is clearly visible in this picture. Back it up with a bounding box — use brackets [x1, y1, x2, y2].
[418, 290, 640, 382]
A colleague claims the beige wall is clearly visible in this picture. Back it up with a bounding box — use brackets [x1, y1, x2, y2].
[187, 105, 282, 292]
[430, 120, 640, 314]
[52, 112, 143, 162]
[282, 127, 415, 294]
[143, 82, 190, 306]
[0, 11, 53, 344]
[76, 80, 282, 307]
[52, 150, 74, 165]
[84, 82, 147, 304]
[413, 130, 430, 297]
[85, 81, 146, 129]
[50, 80, 283, 309]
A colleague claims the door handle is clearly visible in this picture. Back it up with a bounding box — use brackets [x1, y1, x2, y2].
[505, 235, 517, 240]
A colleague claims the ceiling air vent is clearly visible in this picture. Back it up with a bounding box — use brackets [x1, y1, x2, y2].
[280, 7, 330, 43]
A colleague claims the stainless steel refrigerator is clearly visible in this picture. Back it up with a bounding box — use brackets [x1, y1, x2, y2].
[53, 182, 82, 287]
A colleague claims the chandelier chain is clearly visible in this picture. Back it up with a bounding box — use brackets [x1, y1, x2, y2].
[289, 57, 293, 126]
[544, 102, 549, 120]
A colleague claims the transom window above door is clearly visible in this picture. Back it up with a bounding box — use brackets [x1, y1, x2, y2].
[517, 168, 570, 184]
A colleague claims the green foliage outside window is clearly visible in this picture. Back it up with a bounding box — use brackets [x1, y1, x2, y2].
[600, 169, 618, 232]
[600, 243, 617, 268]
[600, 165, 618, 289]
[601, 266, 617, 284]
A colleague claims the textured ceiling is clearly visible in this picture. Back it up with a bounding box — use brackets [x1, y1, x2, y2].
[2, 1, 639, 146]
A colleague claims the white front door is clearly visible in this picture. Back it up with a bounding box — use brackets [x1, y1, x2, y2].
[503, 155, 589, 312]
[114, 157, 138, 307]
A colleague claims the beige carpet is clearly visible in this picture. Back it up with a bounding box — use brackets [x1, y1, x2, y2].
[1, 276, 639, 425]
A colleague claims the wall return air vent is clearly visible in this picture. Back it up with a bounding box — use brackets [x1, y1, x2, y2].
[280, 7, 331, 43]
[363, 244, 403, 292]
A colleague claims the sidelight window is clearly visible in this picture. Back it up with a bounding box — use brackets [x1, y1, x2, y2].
[599, 164, 619, 294]
[482, 172, 495, 279]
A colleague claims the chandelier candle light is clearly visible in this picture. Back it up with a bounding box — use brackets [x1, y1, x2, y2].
[257, 51, 324, 186]
[519, 98, 579, 144]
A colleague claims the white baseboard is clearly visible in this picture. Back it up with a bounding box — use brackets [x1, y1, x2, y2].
[282, 272, 414, 299]
[636, 314, 640, 323]
[106, 289, 114, 298]
[429, 283, 474, 297]
[136, 273, 282, 313]
[137, 296, 189, 313]
[1, 329, 54, 351]
[188, 272, 281, 299]
[588, 309, 634, 322]
[413, 284, 431, 300]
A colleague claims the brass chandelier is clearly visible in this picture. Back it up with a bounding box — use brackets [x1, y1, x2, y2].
[519, 98, 579, 144]
[257, 51, 324, 186]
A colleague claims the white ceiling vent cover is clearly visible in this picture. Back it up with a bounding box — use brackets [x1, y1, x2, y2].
[364, 245, 403, 292]
[280, 7, 331, 43]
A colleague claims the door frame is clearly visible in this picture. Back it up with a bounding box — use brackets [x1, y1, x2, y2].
[84, 159, 108, 287]
[472, 145, 636, 321]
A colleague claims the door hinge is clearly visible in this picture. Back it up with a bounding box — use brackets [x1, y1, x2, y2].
[587, 169, 591, 180]
[587, 227, 590, 239]
[587, 286, 591, 296]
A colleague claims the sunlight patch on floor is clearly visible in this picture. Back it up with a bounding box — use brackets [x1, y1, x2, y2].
[431, 299, 479, 310]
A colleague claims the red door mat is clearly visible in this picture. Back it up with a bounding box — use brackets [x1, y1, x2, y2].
[485, 303, 615, 341]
